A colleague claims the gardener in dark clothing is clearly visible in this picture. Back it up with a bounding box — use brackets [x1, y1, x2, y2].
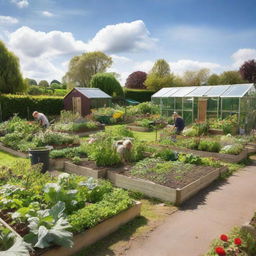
[172, 112, 185, 135]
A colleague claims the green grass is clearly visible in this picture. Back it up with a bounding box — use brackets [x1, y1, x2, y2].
[106, 125, 160, 142]
[0, 150, 29, 167]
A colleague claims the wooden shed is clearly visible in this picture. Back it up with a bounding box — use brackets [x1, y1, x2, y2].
[64, 87, 112, 116]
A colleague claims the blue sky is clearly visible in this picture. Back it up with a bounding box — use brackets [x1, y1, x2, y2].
[0, 0, 256, 83]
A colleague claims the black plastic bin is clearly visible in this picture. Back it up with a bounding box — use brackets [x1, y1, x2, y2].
[29, 147, 50, 173]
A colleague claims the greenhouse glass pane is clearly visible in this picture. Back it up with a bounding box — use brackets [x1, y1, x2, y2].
[207, 98, 218, 111]
[152, 98, 161, 104]
[204, 85, 230, 97]
[222, 98, 239, 111]
[183, 98, 193, 110]
[162, 88, 180, 97]
[220, 84, 253, 97]
[174, 98, 182, 110]
[171, 87, 197, 97]
[76, 88, 111, 98]
[151, 88, 173, 97]
[183, 111, 193, 125]
[186, 86, 211, 97]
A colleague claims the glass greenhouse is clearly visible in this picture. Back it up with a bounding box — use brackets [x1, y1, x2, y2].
[151, 84, 256, 131]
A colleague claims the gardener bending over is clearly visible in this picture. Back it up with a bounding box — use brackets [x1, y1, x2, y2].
[32, 111, 50, 128]
[172, 112, 185, 135]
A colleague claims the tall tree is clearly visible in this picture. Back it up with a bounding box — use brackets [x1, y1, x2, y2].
[65, 51, 112, 88]
[90, 73, 124, 98]
[25, 78, 37, 86]
[38, 80, 49, 87]
[0, 40, 26, 93]
[125, 71, 147, 89]
[239, 59, 256, 83]
[182, 68, 210, 86]
[207, 74, 220, 85]
[50, 79, 61, 84]
[145, 59, 175, 91]
[219, 71, 245, 84]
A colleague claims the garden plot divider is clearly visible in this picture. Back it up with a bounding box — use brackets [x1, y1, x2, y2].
[158, 145, 248, 163]
[108, 166, 227, 205]
[0, 142, 28, 158]
[42, 201, 141, 256]
[57, 126, 105, 137]
[127, 124, 152, 132]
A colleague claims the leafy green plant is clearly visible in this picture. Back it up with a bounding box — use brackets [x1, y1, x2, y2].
[155, 149, 178, 161]
[198, 140, 221, 152]
[72, 156, 81, 165]
[220, 144, 243, 155]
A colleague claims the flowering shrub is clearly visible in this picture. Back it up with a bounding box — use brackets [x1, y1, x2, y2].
[209, 115, 238, 135]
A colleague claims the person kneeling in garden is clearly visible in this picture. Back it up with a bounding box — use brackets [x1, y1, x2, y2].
[115, 139, 133, 162]
[32, 111, 50, 128]
[171, 112, 185, 141]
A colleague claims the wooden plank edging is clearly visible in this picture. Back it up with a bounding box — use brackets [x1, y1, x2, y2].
[64, 161, 107, 178]
[0, 142, 28, 158]
[42, 201, 141, 256]
[108, 166, 227, 205]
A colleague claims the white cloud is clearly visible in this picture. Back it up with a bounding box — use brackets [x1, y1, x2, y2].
[87, 20, 157, 53]
[11, 0, 29, 8]
[169, 59, 222, 75]
[42, 11, 54, 17]
[0, 16, 18, 25]
[232, 48, 256, 68]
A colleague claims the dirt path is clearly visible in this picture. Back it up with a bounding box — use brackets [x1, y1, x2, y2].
[125, 165, 256, 256]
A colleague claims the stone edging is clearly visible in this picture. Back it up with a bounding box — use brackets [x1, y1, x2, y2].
[0, 142, 28, 158]
[42, 201, 141, 256]
[108, 166, 227, 205]
[241, 223, 256, 238]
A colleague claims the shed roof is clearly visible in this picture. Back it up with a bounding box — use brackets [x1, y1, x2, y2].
[72, 88, 112, 99]
[151, 84, 254, 98]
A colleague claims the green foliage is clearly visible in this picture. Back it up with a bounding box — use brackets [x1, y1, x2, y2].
[0, 40, 26, 93]
[25, 78, 37, 86]
[182, 68, 210, 86]
[90, 73, 124, 98]
[124, 88, 155, 102]
[220, 144, 243, 155]
[50, 83, 63, 89]
[38, 80, 49, 87]
[69, 188, 133, 233]
[145, 73, 175, 91]
[155, 149, 178, 161]
[219, 70, 245, 84]
[178, 153, 203, 165]
[134, 118, 153, 128]
[209, 115, 238, 134]
[198, 140, 221, 152]
[0, 94, 63, 121]
[49, 147, 86, 159]
[65, 51, 113, 88]
[27, 85, 44, 95]
[207, 73, 220, 85]
[72, 156, 81, 165]
[50, 80, 61, 85]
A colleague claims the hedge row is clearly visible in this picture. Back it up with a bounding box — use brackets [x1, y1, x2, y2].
[0, 94, 64, 121]
[124, 88, 155, 102]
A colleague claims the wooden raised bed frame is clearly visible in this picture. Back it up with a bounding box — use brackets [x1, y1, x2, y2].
[157, 144, 248, 163]
[0, 202, 141, 256]
[0, 142, 28, 158]
[57, 126, 105, 137]
[108, 166, 227, 205]
[127, 125, 152, 132]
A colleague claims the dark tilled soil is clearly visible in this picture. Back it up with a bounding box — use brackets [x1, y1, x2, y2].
[125, 165, 216, 189]
[79, 159, 134, 172]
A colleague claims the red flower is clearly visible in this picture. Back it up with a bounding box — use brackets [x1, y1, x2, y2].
[215, 247, 226, 255]
[234, 238, 242, 245]
[220, 234, 228, 242]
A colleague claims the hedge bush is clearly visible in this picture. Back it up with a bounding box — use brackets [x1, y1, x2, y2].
[124, 88, 155, 102]
[0, 94, 63, 121]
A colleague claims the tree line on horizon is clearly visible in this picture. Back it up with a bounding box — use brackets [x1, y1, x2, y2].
[1, 40, 256, 95]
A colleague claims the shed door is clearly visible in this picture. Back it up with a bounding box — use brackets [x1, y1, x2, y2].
[198, 99, 207, 122]
[72, 97, 82, 115]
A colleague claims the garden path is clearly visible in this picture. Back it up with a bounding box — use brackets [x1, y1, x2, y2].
[125, 165, 256, 256]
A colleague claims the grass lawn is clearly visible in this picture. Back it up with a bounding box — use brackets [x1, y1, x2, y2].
[0, 150, 29, 167]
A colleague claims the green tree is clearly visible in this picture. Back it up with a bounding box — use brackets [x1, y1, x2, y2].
[90, 73, 124, 98]
[219, 71, 245, 84]
[0, 40, 26, 93]
[65, 51, 112, 88]
[207, 74, 220, 85]
[50, 79, 61, 84]
[145, 59, 175, 91]
[38, 80, 49, 87]
[182, 68, 210, 86]
[25, 78, 37, 86]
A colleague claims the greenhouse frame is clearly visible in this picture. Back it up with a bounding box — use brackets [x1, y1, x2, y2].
[151, 84, 256, 132]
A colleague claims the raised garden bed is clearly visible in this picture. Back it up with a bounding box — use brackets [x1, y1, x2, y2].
[156, 144, 248, 163]
[127, 124, 153, 132]
[41, 201, 141, 256]
[107, 158, 227, 205]
[56, 126, 105, 137]
[0, 142, 28, 158]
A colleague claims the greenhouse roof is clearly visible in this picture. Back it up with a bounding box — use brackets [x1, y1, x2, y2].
[75, 88, 112, 99]
[151, 84, 254, 98]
